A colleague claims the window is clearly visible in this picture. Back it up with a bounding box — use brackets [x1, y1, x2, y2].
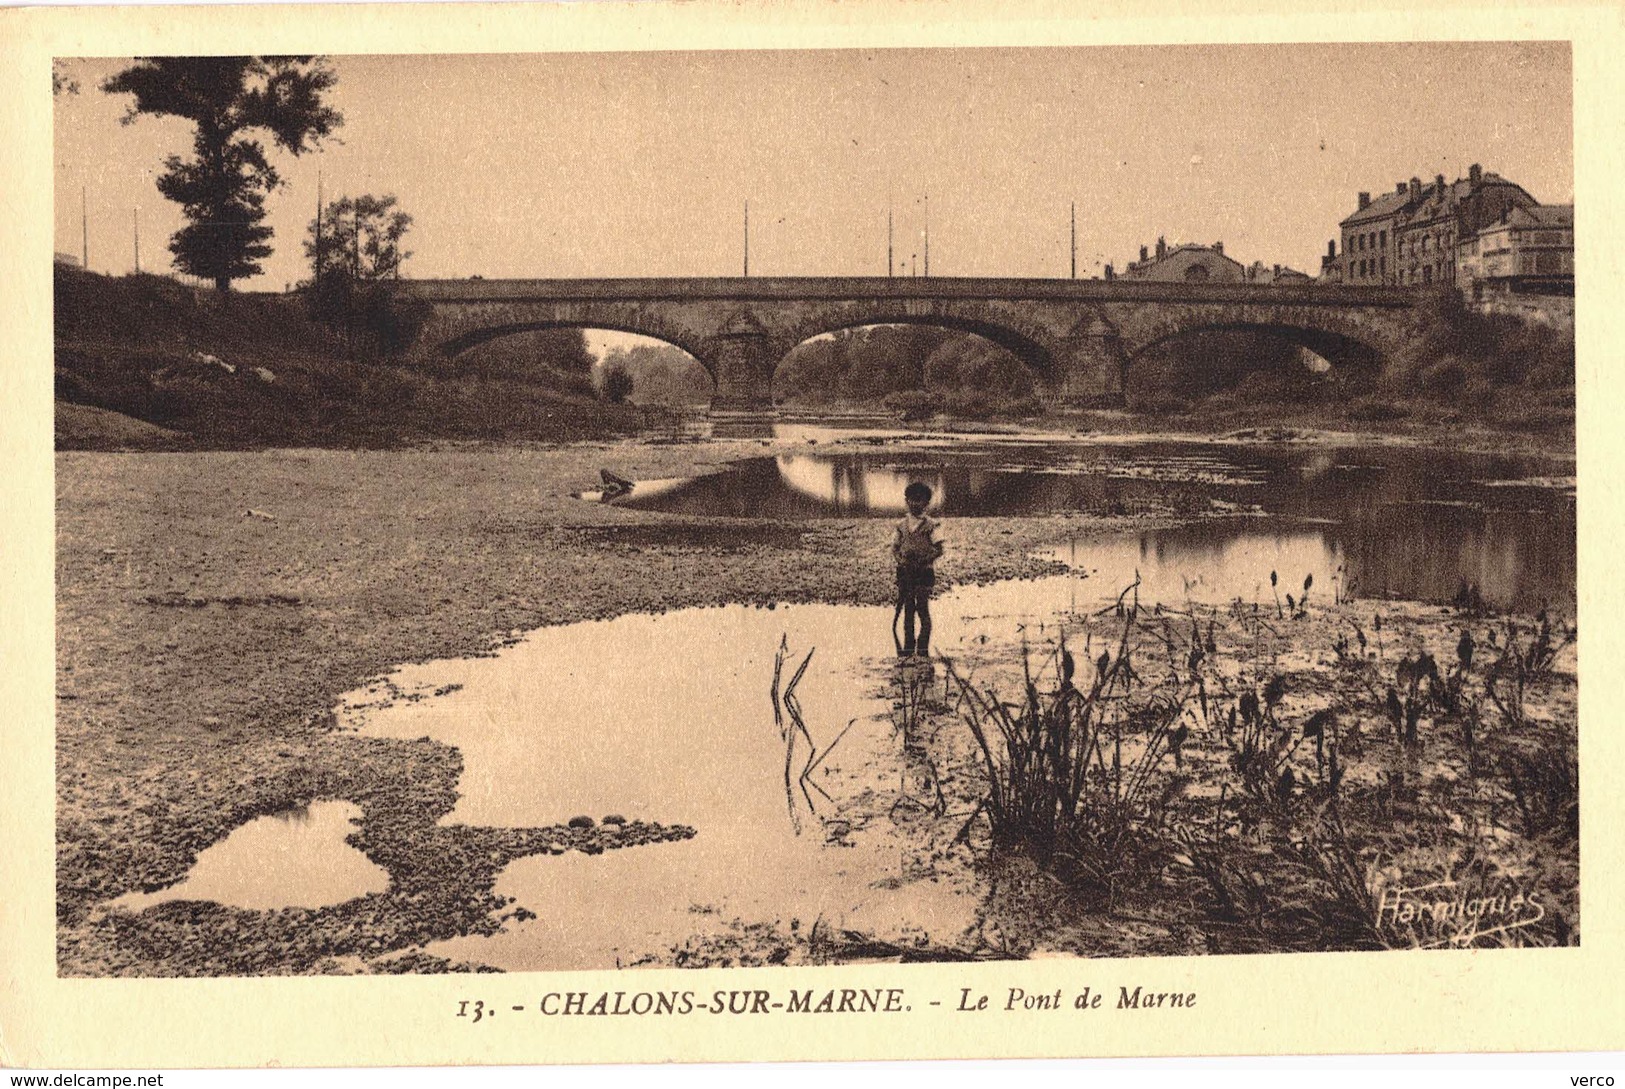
[1379, 230, 1387, 248]
[1423, 266, 1432, 284]
[1421, 236, 1429, 253]
[1380, 256, 1386, 277]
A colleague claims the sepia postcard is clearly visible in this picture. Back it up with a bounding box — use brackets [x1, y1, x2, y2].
[2, 0, 1623, 1070]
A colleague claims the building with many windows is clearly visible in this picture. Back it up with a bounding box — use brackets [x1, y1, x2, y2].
[1456, 204, 1573, 298]
[1322, 164, 1539, 287]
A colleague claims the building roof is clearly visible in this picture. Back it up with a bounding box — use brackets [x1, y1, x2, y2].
[1125, 242, 1244, 278]
[1340, 188, 1413, 226]
[1339, 171, 1532, 227]
[1473, 203, 1573, 237]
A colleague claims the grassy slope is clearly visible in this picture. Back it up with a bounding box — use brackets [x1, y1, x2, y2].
[54, 267, 642, 450]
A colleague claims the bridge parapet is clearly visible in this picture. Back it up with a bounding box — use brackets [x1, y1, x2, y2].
[399, 277, 1417, 413]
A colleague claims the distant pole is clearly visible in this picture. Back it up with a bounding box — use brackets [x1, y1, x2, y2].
[1070, 202, 1077, 279]
[314, 168, 324, 283]
[743, 200, 750, 278]
[923, 193, 930, 277]
[133, 208, 140, 273]
[81, 185, 87, 270]
[887, 204, 894, 279]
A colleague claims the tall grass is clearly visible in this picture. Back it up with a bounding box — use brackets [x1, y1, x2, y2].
[942, 607, 1198, 903]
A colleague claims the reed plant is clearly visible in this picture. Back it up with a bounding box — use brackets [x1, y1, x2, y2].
[942, 606, 1197, 903]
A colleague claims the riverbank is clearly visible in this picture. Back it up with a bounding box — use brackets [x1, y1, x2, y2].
[55, 429, 1576, 973]
[56, 435, 1162, 974]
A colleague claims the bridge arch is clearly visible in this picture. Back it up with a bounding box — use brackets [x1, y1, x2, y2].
[435, 319, 714, 377]
[1125, 321, 1388, 373]
[782, 313, 1057, 377]
[773, 320, 1044, 406]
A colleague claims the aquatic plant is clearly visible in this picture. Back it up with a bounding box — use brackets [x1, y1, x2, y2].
[1483, 613, 1574, 730]
[1177, 806, 1386, 954]
[769, 636, 852, 834]
[1498, 734, 1579, 843]
[941, 605, 1196, 905]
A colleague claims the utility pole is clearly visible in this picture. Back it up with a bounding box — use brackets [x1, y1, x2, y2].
[314, 167, 324, 284]
[1070, 201, 1077, 279]
[133, 208, 140, 273]
[923, 193, 930, 277]
[81, 185, 87, 270]
[887, 204, 894, 279]
[743, 200, 750, 278]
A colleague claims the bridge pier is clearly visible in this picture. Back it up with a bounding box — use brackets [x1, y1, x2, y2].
[706, 312, 782, 414]
[1048, 319, 1127, 407]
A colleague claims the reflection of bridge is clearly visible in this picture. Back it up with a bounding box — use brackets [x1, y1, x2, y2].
[400, 277, 1417, 412]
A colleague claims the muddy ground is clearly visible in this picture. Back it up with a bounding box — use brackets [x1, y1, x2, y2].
[57, 435, 1176, 975]
[56, 431, 1578, 974]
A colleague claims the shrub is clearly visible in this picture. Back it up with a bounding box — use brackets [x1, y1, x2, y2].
[882, 389, 942, 421]
[1347, 397, 1410, 422]
[601, 363, 634, 404]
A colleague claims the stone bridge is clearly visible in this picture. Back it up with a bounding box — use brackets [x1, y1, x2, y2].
[399, 277, 1417, 412]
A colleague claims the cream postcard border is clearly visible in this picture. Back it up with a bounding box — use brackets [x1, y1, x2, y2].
[1, 0, 1621, 1068]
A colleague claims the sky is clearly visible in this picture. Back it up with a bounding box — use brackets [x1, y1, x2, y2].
[53, 43, 1573, 291]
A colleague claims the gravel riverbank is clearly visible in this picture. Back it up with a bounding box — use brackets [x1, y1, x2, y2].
[56, 435, 1165, 975]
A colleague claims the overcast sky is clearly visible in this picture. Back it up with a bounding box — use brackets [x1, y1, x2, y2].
[54, 43, 1572, 290]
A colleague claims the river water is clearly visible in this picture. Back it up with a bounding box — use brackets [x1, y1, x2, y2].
[108, 432, 1575, 967]
[585, 437, 1575, 612]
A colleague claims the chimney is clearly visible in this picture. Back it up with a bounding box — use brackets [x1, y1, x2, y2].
[1397, 181, 1407, 195]
[1435, 173, 1446, 192]
[1469, 163, 1482, 187]
[1139, 244, 1149, 262]
[1156, 236, 1166, 259]
[1327, 239, 1336, 258]
[1358, 192, 1371, 210]
[1104, 263, 1114, 281]
[1273, 263, 1281, 276]
[1410, 177, 1422, 201]
[1214, 241, 1224, 255]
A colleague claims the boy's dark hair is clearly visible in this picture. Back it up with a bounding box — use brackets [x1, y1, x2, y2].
[903, 481, 934, 504]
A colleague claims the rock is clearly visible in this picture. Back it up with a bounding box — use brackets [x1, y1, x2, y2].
[253, 367, 276, 383]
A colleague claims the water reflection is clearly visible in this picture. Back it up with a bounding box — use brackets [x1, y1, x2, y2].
[587, 440, 1574, 612]
[109, 801, 388, 913]
[345, 600, 981, 971]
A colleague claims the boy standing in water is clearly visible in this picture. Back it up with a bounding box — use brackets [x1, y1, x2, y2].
[893, 481, 944, 658]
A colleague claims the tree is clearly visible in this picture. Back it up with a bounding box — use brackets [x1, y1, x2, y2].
[103, 57, 342, 292]
[304, 194, 413, 285]
[52, 62, 79, 96]
[301, 194, 418, 351]
[602, 363, 634, 404]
